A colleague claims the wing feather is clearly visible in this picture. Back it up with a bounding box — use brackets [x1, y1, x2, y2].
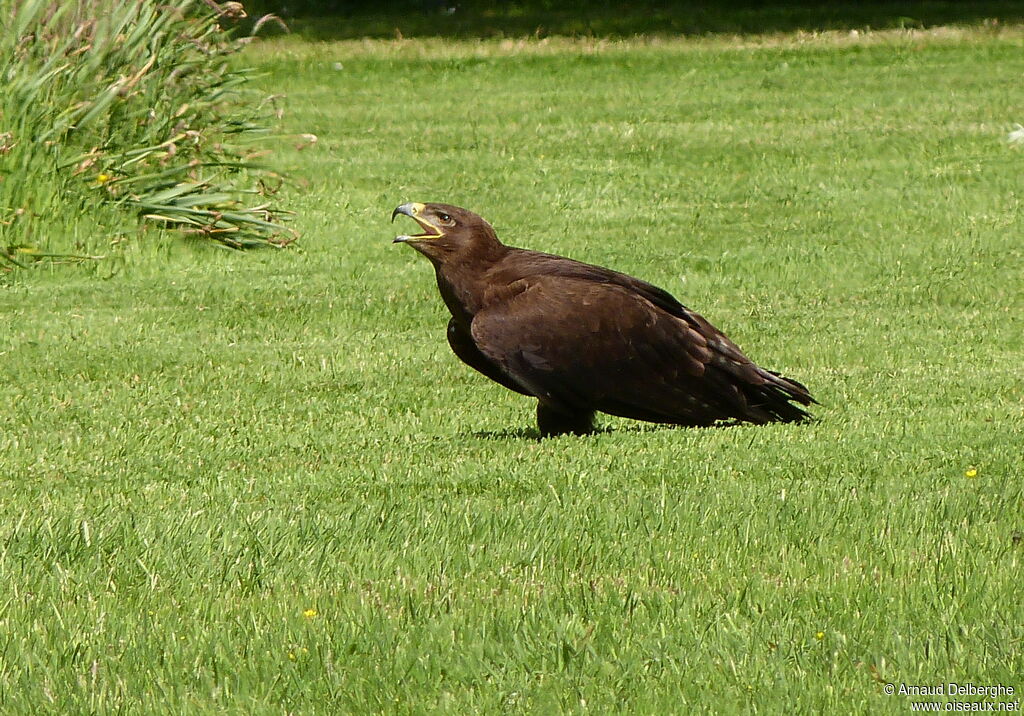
[446, 317, 531, 396]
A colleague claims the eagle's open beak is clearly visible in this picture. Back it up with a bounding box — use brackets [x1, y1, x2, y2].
[392, 202, 444, 243]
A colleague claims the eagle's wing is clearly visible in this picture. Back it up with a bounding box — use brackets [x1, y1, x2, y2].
[470, 275, 812, 426]
[446, 317, 532, 396]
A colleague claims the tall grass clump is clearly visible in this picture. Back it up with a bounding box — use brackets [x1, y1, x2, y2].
[0, 0, 294, 269]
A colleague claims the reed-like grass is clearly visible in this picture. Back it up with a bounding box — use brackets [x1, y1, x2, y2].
[0, 0, 294, 269]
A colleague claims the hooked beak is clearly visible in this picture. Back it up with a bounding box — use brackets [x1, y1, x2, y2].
[392, 202, 444, 243]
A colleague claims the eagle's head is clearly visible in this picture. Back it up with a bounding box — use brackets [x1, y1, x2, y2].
[391, 202, 500, 263]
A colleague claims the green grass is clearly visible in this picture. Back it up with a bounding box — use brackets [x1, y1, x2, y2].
[2, 25, 1023, 713]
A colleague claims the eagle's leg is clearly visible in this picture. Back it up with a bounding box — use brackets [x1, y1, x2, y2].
[536, 402, 596, 437]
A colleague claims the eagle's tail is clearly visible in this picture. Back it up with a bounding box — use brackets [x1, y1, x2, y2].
[740, 368, 817, 423]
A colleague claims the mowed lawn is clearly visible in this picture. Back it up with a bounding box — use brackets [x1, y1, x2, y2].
[1, 27, 1022, 713]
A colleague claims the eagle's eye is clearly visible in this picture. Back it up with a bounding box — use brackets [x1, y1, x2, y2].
[437, 212, 453, 224]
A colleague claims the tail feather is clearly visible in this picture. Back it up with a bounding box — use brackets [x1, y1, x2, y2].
[740, 368, 816, 423]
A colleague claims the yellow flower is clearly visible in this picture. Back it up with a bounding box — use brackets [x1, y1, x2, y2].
[815, 631, 825, 641]
[96, 173, 112, 184]
[965, 468, 978, 478]
[288, 651, 296, 661]
[302, 608, 318, 618]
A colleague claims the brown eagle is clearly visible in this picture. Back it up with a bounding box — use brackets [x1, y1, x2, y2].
[392, 202, 815, 437]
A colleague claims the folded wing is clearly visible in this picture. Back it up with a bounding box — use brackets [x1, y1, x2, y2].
[470, 275, 813, 426]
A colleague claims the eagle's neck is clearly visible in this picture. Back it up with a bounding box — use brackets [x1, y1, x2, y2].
[433, 240, 508, 325]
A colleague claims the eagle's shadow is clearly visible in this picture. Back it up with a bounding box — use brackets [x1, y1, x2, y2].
[471, 420, 747, 441]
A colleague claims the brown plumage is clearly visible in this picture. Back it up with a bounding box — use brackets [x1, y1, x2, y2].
[392, 202, 815, 437]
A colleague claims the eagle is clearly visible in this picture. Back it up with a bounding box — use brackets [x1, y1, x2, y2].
[392, 202, 815, 437]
